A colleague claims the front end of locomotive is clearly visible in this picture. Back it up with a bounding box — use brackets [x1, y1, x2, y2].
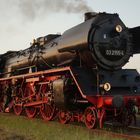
[0, 12, 139, 130]
[85, 13, 140, 127]
[87, 12, 133, 70]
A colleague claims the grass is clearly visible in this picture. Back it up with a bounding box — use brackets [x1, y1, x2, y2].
[0, 112, 129, 140]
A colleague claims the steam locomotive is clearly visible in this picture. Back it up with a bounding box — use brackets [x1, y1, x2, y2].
[0, 12, 140, 129]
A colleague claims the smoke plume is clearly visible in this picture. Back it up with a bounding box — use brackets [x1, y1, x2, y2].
[16, 0, 93, 20]
[0, 0, 93, 53]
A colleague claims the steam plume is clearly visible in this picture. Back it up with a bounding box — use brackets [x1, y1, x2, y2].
[17, 0, 93, 20]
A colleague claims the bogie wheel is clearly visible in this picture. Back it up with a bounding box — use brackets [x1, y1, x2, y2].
[59, 111, 71, 124]
[40, 103, 55, 121]
[13, 104, 23, 116]
[84, 107, 97, 129]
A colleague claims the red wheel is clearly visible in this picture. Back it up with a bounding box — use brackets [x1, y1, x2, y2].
[24, 85, 37, 118]
[40, 103, 55, 121]
[13, 104, 23, 115]
[13, 87, 24, 115]
[59, 111, 71, 124]
[84, 107, 97, 129]
[25, 107, 37, 118]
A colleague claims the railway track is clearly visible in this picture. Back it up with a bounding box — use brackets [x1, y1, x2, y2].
[92, 128, 140, 140]
[103, 122, 140, 140]
[128, 125, 140, 131]
[0, 112, 140, 140]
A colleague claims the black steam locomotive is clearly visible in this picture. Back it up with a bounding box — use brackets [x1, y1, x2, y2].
[0, 12, 140, 129]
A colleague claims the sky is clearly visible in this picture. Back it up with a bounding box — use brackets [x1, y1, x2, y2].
[0, 0, 140, 70]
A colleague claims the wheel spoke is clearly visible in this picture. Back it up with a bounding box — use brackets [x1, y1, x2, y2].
[13, 91, 23, 116]
[23, 85, 37, 118]
[84, 107, 97, 129]
[13, 104, 23, 116]
[25, 107, 37, 118]
[40, 103, 55, 121]
[59, 111, 71, 124]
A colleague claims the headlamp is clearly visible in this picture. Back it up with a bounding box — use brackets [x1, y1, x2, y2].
[115, 25, 122, 33]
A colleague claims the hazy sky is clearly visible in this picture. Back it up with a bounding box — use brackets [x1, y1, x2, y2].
[0, 0, 140, 70]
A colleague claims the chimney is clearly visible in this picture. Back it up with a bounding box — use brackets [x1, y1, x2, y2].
[84, 12, 97, 21]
